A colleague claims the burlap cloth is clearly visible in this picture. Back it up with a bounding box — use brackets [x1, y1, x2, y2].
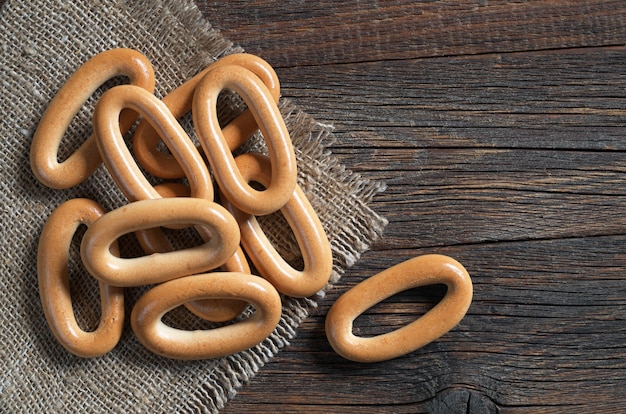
[0, 0, 387, 412]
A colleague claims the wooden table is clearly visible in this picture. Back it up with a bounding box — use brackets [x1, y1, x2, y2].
[194, 1, 626, 412]
[5, 0, 621, 411]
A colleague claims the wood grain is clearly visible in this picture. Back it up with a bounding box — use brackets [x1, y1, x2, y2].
[193, 1, 626, 412]
[4, 0, 624, 411]
[199, 0, 626, 67]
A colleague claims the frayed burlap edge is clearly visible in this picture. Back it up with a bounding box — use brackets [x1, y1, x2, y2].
[0, 0, 388, 412]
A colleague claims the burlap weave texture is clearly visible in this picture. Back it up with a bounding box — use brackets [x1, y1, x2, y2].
[0, 0, 387, 412]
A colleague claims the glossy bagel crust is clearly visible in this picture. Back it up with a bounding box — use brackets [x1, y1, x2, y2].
[30, 48, 155, 189]
[37, 198, 124, 358]
[94, 84, 213, 203]
[133, 53, 280, 179]
[131, 272, 282, 360]
[223, 153, 333, 298]
[325, 254, 473, 363]
[193, 64, 297, 216]
[80, 197, 240, 287]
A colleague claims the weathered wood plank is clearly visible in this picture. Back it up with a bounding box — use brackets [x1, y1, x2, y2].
[275, 47, 626, 150]
[196, 1, 626, 412]
[330, 147, 626, 248]
[198, 0, 626, 67]
[5, 0, 624, 412]
[223, 235, 626, 412]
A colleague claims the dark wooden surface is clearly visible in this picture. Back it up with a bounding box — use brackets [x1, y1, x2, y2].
[192, 1, 626, 413]
[4, 0, 623, 411]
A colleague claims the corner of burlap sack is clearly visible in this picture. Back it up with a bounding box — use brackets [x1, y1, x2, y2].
[0, 0, 388, 412]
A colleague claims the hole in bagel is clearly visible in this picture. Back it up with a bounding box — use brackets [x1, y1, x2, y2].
[257, 209, 305, 272]
[249, 180, 266, 192]
[58, 75, 132, 163]
[351, 284, 448, 338]
[68, 224, 101, 332]
[161, 300, 254, 331]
